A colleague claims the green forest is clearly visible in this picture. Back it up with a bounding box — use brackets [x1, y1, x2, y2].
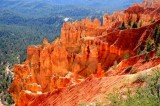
[0, 4, 104, 105]
[0, 8, 104, 66]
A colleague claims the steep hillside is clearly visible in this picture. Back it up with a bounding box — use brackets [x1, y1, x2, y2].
[9, 0, 160, 106]
[0, 11, 64, 65]
[45, 0, 142, 9]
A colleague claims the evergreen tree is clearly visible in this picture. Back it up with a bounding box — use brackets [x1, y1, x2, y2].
[146, 38, 152, 52]
[153, 25, 160, 48]
[132, 22, 138, 28]
[119, 21, 127, 30]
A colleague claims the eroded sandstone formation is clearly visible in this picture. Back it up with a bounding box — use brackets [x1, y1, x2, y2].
[9, 0, 160, 106]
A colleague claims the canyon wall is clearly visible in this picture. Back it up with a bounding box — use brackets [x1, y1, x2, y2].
[9, 0, 160, 105]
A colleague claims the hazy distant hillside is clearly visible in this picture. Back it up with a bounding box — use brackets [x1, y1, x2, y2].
[47, 0, 142, 9]
[0, 0, 104, 18]
[0, 0, 142, 18]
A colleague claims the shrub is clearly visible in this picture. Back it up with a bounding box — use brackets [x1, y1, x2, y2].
[130, 68, 137, 74]
[78, 102, 105, 106]
[123, 54, 130, 59]
[137, 45, 144, 55]
[135, 74, 146, 83]
[143, 53, 149, 62]
[145, 38, 152, 52]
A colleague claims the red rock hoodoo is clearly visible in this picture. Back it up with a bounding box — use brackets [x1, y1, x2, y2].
[9, 0, 160, 106]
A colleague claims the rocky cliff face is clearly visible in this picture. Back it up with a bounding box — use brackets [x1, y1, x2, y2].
[9, 1, 160, 106]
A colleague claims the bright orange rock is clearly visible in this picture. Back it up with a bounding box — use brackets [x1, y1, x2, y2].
[95, 63, 104, 78]
[9, 1, 160, 105]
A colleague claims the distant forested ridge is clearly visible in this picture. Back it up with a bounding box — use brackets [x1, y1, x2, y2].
[0, 10, 64, 65]
[0, 0, 142, 17]
[0, 0, 142, 66]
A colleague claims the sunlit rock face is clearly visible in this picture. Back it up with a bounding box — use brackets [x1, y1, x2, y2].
[9, 1, 160, 106]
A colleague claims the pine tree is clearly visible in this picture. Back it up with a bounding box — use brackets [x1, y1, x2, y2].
[132, 22, 138, 28]
[119, 21, 127, 30]
[153, 25, 160, 48]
